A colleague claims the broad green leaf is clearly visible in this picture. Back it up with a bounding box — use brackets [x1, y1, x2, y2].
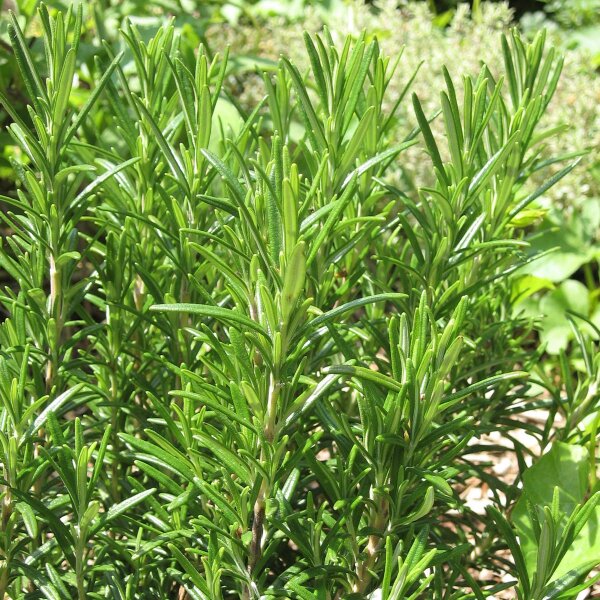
[513, 443, 600, 583]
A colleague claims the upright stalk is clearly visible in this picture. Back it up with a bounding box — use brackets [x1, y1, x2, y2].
[75, 530, 86, 600]
[247, 369, 280, 594]
[353, 488, 389, 593]
[46, 232, 64, 392]
[0, 484, 12, 598]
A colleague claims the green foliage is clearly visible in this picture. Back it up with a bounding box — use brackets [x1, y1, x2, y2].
[0, 2, 598, 598]
[215, 0, 600, 363]
[543, 0, 600, 29]
[513, 443, 600, 591]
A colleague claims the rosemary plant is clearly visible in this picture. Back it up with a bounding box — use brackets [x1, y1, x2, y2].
[0, 4, 598, 599]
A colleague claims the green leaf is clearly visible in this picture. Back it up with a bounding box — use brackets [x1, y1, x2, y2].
[170, 390, 257, 433]
[64, 51, 124, 145]
[102, 489, 156, 526]
[412, 93, 447, 185]
[167, 544, 212, 598]
[119, 433, 196, 481]
[133, 97, 190, 195]
[282, 56, 327, 151]
[16, 501, 38, 538]
[8, 14, 49, 114]
[400, 486, 434, 525]
[193, 431, 252, 484]
[513, 443, 600, 584]
[281, 241, 306, 321]
[22, 384, 84, 442]
[307, 293, 406, 330]
[151, 303, 267, 336]
[441, 371, 525, 408]
[325, 364, 402, 393]
[72, 157, 140, 208]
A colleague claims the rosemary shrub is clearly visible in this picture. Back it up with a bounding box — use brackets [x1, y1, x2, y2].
[0, 4, 598, 599]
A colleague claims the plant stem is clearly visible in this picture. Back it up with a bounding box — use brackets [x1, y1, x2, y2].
[110, 369, 120, 502]
[0, 486, 11, 598]
[46, 252, 63, 391]
[248, 480, 266, 574]
[352, 492, 389, 593]
[75, 532, 86, 600]
[246, 371, 280, 596]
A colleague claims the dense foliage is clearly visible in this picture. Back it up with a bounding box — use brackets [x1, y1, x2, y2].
[211, 0, 600, 354]
[0, 2, 598, 599]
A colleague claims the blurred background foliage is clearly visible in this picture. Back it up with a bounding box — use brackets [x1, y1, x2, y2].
[0, 0, 598, 355]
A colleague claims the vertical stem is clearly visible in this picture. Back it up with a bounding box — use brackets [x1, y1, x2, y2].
[589, 411, 600, 491]
[248, 479, 267, 574]
[246, 371, 280, 597]
[0, 485, 11, 597]
[0, 570, 7, 599]
[1, 486, 12, 533]
[264, 371, 279, 443]
[352, 492, 389, 594]
[46, 252, 63, 391]
[110, 369, 120, 502]
[37, 247, 64, 514]
[75, 531, 86, 600]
